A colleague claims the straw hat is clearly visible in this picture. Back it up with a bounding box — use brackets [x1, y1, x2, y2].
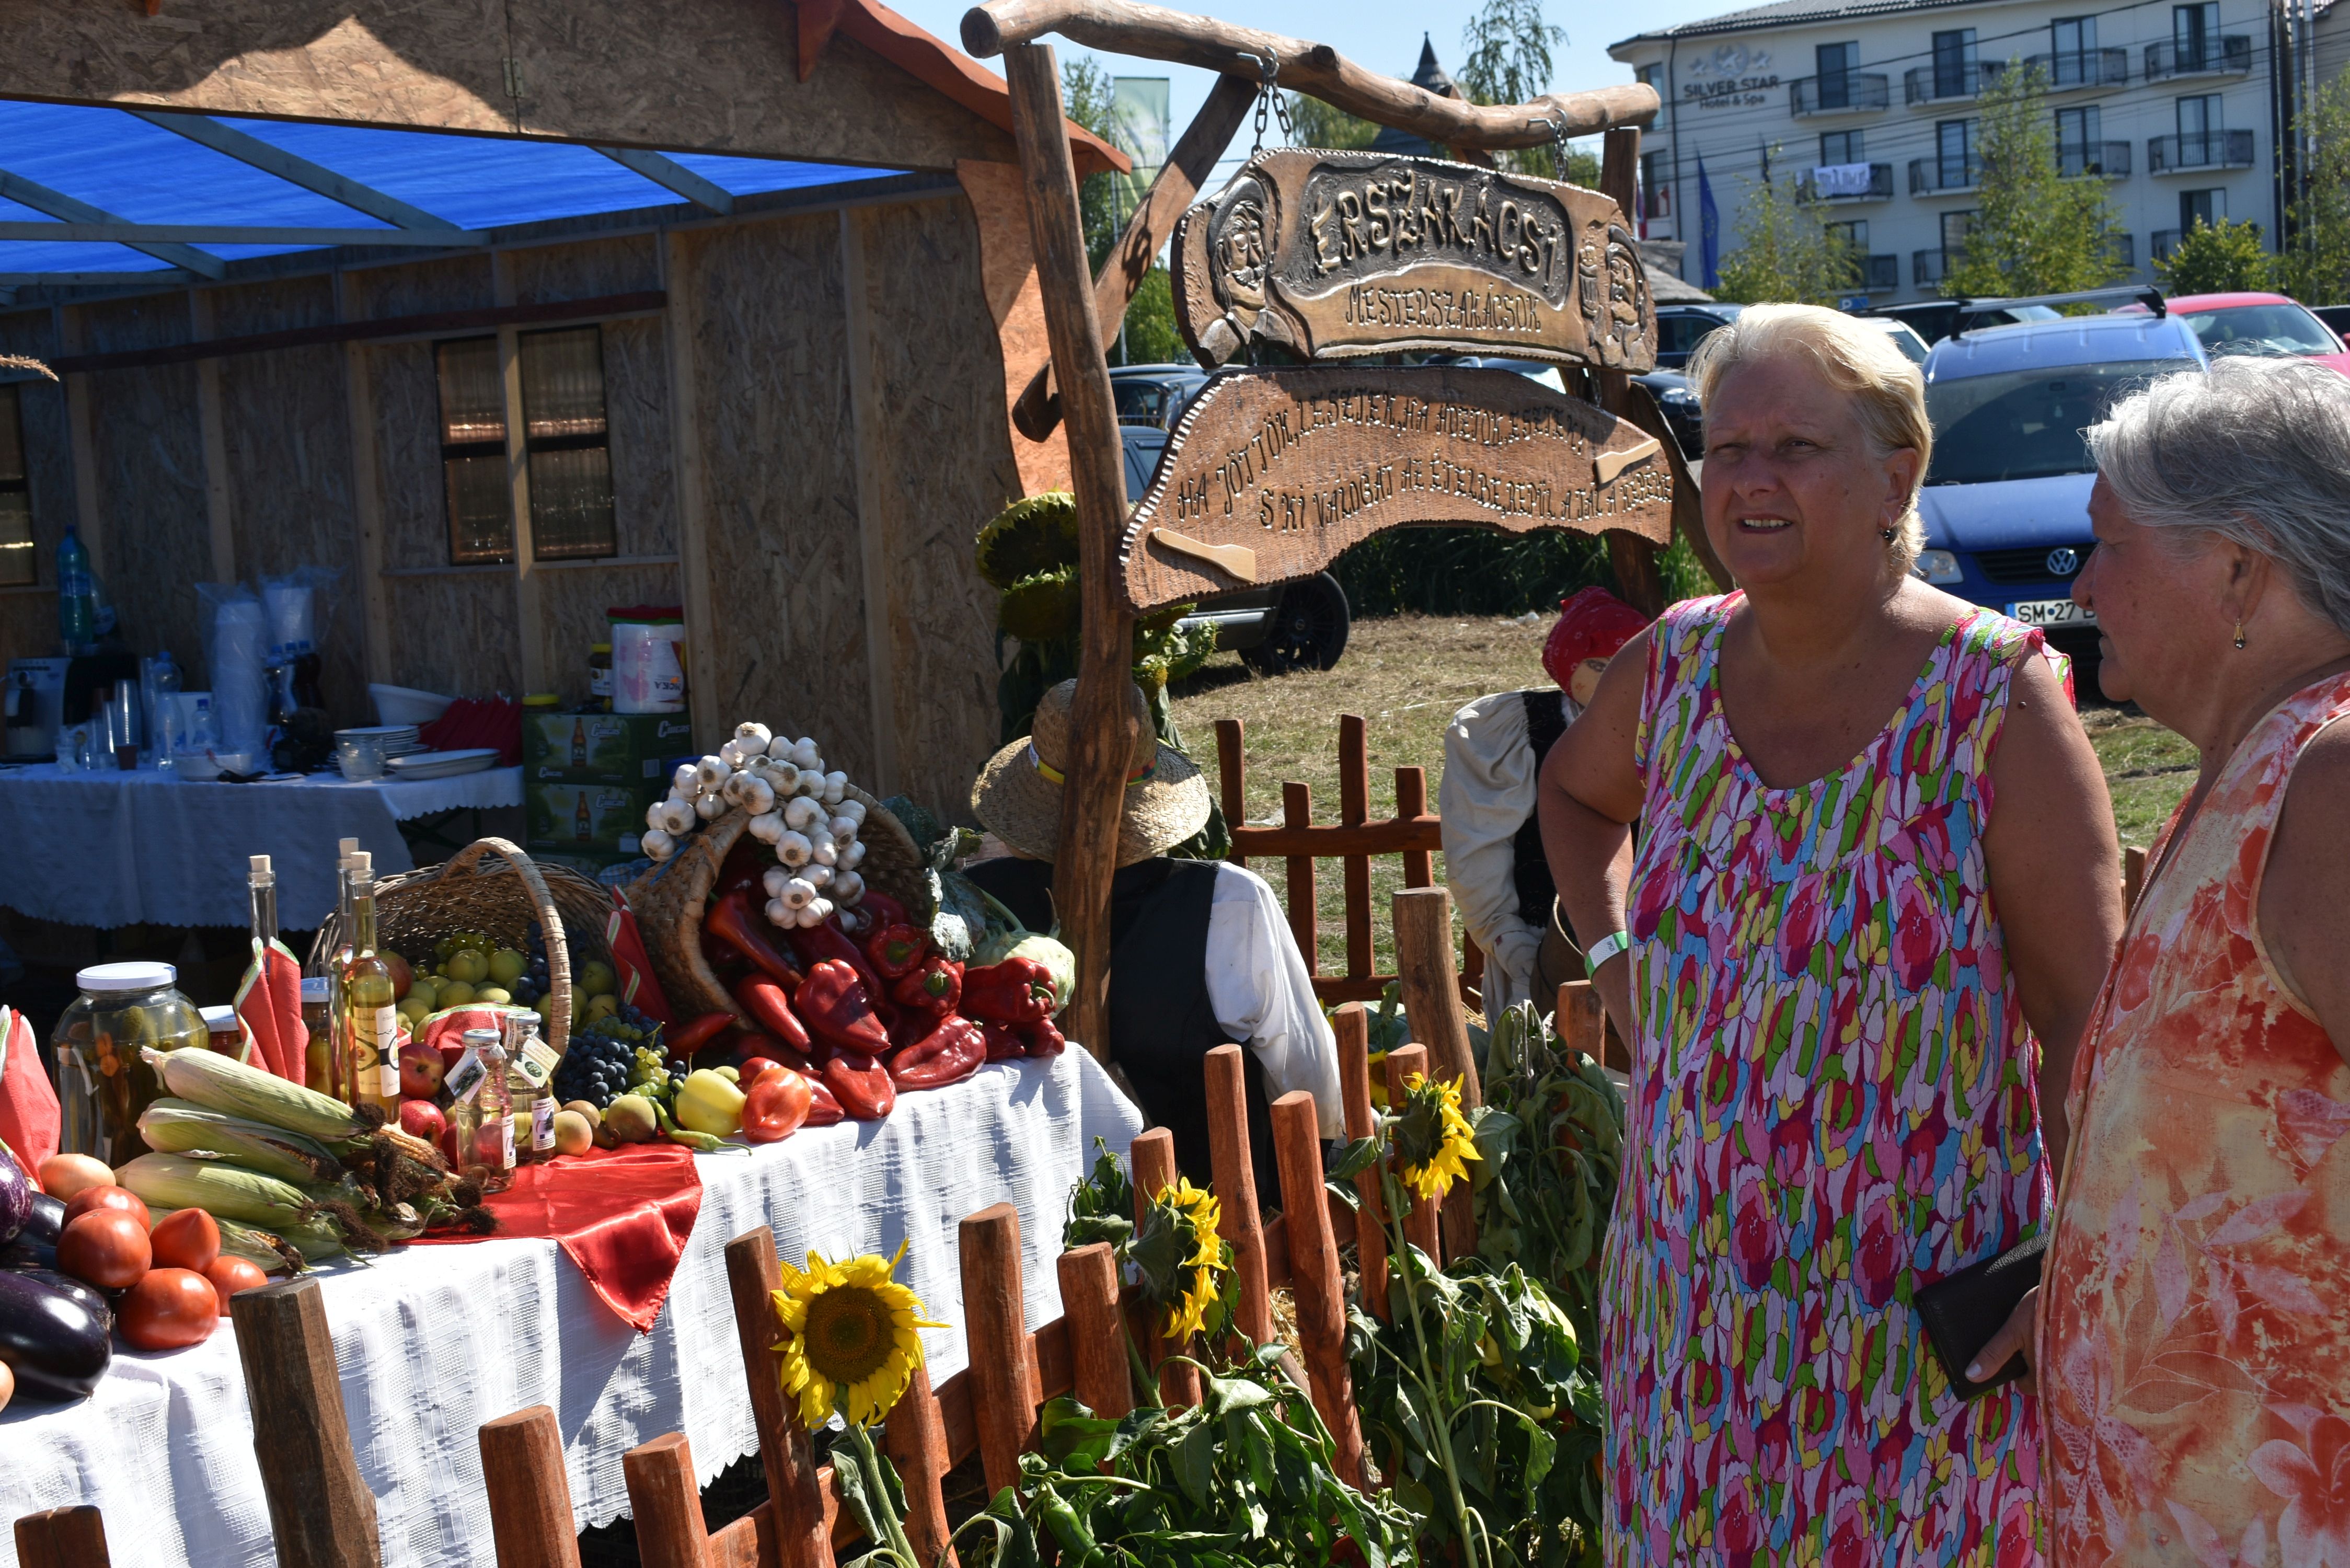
[972, 679, 1210, 867]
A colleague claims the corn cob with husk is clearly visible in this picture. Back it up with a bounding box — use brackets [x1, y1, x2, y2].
[145, 1205, 313, 1274]
[137, 1100, 347, 1185]
[115, 1152, 387, 1253]
[143, 1045, 366, 1140]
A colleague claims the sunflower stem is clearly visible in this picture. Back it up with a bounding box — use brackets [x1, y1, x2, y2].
[1384, 1167, 1485, 1568]
[845, 1421, 923, 1568]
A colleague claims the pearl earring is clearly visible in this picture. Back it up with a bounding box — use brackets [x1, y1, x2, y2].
[1880, 526, 1896, 544]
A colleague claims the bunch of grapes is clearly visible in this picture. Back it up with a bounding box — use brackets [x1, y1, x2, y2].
[512, 926, 555, 1008]
[551, 1031, 633, 1109]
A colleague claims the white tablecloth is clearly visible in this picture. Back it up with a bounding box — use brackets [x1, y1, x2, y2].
[0, 765, 524, 929]
[0, 1051, 1144, 1568]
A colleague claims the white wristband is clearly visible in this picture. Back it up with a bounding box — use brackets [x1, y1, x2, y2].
[1585, 929, 1632, 970]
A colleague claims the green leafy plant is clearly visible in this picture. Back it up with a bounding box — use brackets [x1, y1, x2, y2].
[2279, 74, 2350, 304]
[1063, 1136, 1137, 1250]
[1712, 160, 1861, 307]
[2156, 217, 2274, 294]
[1943, 61, 2128, 300]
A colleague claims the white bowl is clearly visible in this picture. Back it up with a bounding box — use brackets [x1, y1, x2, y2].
[370, 683, 455, 727]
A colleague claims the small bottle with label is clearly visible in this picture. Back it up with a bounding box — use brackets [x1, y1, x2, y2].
[339, 853, 401, 1117]
[449, 1025, 514, 1192]
[505, 1013, 557, 1165]
[588, 643, 613, 711]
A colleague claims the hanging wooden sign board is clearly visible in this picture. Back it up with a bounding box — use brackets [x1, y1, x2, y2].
[1172, 149, 1656, 373]
[1119, 364, 1674, 613]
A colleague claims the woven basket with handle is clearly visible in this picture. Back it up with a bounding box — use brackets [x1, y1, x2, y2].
[304, 837, 612, 1058]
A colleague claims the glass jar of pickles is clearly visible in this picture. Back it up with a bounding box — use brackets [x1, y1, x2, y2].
[53, 961, 208, 1165]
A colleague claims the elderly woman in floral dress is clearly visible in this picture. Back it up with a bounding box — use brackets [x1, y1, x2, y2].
[1539, 305, 2124, 1563]
[1968, 358, 2350, 1565]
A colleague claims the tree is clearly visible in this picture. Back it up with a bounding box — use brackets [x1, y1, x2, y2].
[2158, 217, 2274, 294]
[1712, 166, 1859, 305]
[1061, 56, 1120, 268]
[1943, 62, 2126, 298]
[1285, 92, 1379, 151]
[1107, 268, 1184, 366]
[2280, 74, 2350, 304]
[1456, 0, 1579, 179]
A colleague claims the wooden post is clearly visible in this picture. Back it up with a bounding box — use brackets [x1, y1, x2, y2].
[621, 1433, 712, 1568]
[1334, 1004, 1390, 1321]
[1204, 1043, 1274, 1345]
[1556, 980, 1607, 1066]
[1057, 1241, 1134, 1420]
[190, 289, 236, 584]
[1128, 1126, 1203, 1408]
[1339, 716, 1374, 983]
[477, 1407, 583, 1568]
[882, 1369, 959, 1568]
[336, 273, 394, 688]
[1283, 781, 1318, 976]
[2123, 845, 2147, 913]
[661, 229, 723, 749]
[13, 1507, 109, 1568]
[1594, 124, 1667, 619]
[723, 1227, 833, 1568]
[1396, 766, 1432, 889]
[229, 1278, 381, 1568]
[1393, 886, 1478, 1107]
[1003, 41, 1134, 1065]
[1383, 1043, 1442, 1265]
[1269, 1090, 1366, 1486]
[959, 1202, 1040, 1495]
[838, 206, 903, 797]
[1214, 717, 1248, 871]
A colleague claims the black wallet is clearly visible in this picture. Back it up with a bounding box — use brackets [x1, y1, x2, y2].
[1913, 1232, 2047, 1400]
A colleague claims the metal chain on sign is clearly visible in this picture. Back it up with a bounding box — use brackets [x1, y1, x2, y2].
[1546, 113, 1575, 182]
[1250, 48, 1295, 153]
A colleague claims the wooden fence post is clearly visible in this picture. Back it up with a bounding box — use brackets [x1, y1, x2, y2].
[724, 1227, 835, 1568]
[1214, 718, 1248, 871]
[1128, 1127, 1204, 1408]
[960, 1202, 1040, 1496]
[882, 1369, 959, 1568]
[478, 1406, 583, 1568]
[1383, 1043, 1443, 1265]
[1283, 781, 1318, 977]
[1556, 980, 1605, 1063]
[1394, 886, 1478, 1257]
[2124, 845, 2147, 913]
[1395, 766, 1433, 889]
[1204, 1044, 1274, 1346]
[1057, 1241, 1134, 1420]
[229, 1277, 381, 1568]
[1334, 1004, 1390, 1320]
[621, 1433, 710, 1568]
[1339, 716, 1374, 984]
[13, 1507, 109, 1568]
[1269, 1090, 1366, 1488]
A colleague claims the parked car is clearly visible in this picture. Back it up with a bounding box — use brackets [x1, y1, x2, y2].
[1652, 303, 1744, 368]
[1861, 298, 2064, 345]
[2310, 304, 2350, 340]
[2112, 291, 2350, 376]
[1109, 363, 1207, 430]
[1917, 309, 2208, 692]
[1121, 421, 1352, 674]
[1857, 315, 1931, 364]
[1634, 369, 1703, 458]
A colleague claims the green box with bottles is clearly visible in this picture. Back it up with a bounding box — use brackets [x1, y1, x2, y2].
[525, 779, 667, 855]
[523, 711, 695, 785]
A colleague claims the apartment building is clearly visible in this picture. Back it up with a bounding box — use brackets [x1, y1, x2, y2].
[1610, 0, 2293, 300]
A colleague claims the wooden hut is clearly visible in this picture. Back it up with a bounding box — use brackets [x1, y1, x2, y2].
[0, 0, 1123, 812]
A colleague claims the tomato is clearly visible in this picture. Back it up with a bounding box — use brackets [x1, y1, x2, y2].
[740, 1068, 814, 1144]
[59, 1210, 151, 1289]
[38, 1153, 113, 1201]
[149, 1207, 220, 1273]
[62, 1183, 150, 1231]
[119, 1268, 220, 1351]
[203, 1255, 270, 1316]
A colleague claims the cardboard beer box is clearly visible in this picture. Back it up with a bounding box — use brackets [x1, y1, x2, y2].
[523, 710, 694, 784]
[525, 779, 667, 854]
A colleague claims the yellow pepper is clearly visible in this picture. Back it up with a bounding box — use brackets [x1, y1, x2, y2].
[675, 1068, 747, 1138]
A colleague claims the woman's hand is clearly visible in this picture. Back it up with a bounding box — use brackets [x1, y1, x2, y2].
[1538, 628, 1651, 1047]
[1966, 1286, 2038, 1394]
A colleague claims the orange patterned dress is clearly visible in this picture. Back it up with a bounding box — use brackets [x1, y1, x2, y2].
[2039, 671, 2350, 1566]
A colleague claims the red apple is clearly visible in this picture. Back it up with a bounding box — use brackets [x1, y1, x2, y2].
[398, 1041, 446, 1100]
[399, 1099, 445, 1144]
[383, 951, 414, 1001]
[439, 1122, 462, 1165]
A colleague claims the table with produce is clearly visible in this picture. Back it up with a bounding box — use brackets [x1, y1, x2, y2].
[0, 719, 1142, 1568]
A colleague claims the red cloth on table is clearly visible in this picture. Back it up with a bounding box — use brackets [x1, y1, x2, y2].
[416, 1143, 703, 1332]
[419, 696, 523, 767]
[0, 1007, 61, 1173]
[235, 941, 309, 1085]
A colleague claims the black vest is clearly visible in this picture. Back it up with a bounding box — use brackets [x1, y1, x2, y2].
[962, 857, 1283, 1200]
[1510, 689, 1570, 926]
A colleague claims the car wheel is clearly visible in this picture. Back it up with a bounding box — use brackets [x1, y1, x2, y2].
[1241, 573, 1351, 675]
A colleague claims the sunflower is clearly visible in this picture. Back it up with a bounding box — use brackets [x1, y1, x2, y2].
[1392, 1071, 1480, 1202]
[1128, 1177, 1229, 1341]
[770, 1240, 946, 1431]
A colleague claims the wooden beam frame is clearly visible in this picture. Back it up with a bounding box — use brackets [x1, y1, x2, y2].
[492, 253, 548, 694]
[0, 221, 481, 249]
[127, 111, 464, 232]
[596, 148, 735, 214]
[338, 272, 396, 690]
[837, 207, 902, 797]
[661, 230, 723, 750]
[190, 289, 237, 584]
[0, 170, 225, 279]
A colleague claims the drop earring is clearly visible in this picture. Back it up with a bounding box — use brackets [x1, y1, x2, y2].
[2233, 620, 2247, 650]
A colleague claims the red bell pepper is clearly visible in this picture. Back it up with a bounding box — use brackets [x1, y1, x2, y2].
[706, 889, 805, 990]
[891, 957, 962, 1017]
[741, 1068, 815, 1143]
[859, 888, 912, 931]
[1016, 1017, 1067, 1058]
[797, 920, 897, 1019]
[889, 1016, 987, 1091]
[822, 1050, 897, 1121]
[667, 1011, 739, 1056]
[795, 959, 891, 1054]
[805, 1075, 845, 1127]
[734, 976, 815, 1057]
[963, 958, 1056, 1025]
[980, 1021, 1026, 1063]
[866, 923, 929, 979]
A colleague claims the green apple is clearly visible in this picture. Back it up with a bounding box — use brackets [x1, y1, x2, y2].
[443, 948, 490, 985]
[488, 949, 526, 986]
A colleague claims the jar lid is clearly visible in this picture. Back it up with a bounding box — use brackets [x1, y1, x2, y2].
[523, 693, 560, 708]
[76, 960, 177, 994]
[301, 978, 330, 1002]
[200, 1005, 238, 1030]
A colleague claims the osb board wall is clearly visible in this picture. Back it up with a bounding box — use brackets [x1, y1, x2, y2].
[537, 563, 682, 709]
[0, 309, 74, 671]
[80, 294, 208, 683]
[210, 275, 337, 338]
[384, 572, 522, 697]
[955, 159, 1071, 500]
[677, 215, 879, 778]
[503, 236, 661, 306]
[349, 255, 496, 322]
[367, 341, 452, 573]
[853, 197, 1022, 818]
[601, 317, 677, 558]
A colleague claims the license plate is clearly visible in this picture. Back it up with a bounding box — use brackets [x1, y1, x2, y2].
[2008, 597, 2095, 627]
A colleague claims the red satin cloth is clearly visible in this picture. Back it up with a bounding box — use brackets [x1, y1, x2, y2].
[416, 1143, 703, 1332]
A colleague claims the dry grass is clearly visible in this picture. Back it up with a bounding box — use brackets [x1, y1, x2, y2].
[2080, 705, 2197, 847]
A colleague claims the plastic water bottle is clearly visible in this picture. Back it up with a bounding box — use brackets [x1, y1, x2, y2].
[56, 526, 95, 654]
[146, 652, 182, 771]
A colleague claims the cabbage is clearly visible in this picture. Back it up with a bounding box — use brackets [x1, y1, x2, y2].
[975, 929, 1075, 1015]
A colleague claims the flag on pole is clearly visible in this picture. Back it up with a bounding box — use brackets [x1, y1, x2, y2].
[1109, 77, 1171, 224]
[1697, 154, 1722, 290]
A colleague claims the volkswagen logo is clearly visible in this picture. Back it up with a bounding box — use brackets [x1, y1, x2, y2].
[2046, 547, 2081, 577]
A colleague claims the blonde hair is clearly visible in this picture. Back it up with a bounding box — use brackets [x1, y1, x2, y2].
[1686, 304, 1933, 570]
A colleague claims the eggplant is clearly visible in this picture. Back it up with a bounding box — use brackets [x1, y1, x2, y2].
[20, 1192, 64, 1248]
[9, 1269, 108, 1330]
[0, 1143, 29, 1245]
[0, 1270, 111, 1401]
[0, 1236, 57, 1272]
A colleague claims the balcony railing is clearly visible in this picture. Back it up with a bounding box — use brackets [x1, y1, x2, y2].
[2025, 48, 2130, 89]
[2145, 34, 2252, 79]
[1914, 249, 1951, 285]
[1796, 163, 1895, 201]
[1909, 154, 1983, 194]
[2152, 228, 2183, 260]
[2059, 140, 2132, 178]
[2148, 128, 2255, 172]
[1905, 63, 1981, 103]
[1791, 73, 1891, 114]
[1862, 253, 1899, 291]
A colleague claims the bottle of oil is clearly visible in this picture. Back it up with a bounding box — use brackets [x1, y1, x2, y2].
[340, 852, 400, 1116]
[322, 837, 359, 1104]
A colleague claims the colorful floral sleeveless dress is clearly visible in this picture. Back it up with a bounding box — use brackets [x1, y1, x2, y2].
[1602, 594, 2054, 1566]
[2038, 671, 2350, 1566]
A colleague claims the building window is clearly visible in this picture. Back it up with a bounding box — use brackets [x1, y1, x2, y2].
[0, 383, 30, 587]
[434, 327, 617, 566]
[1825, 218, 1869, 250]
[1637, 62, 1663, 91]
[1815, 41, 1859, 108]
[2174, 2, 2219, 70]
[1640, 150, 1671, 217]
[1942, 210, 1978, 254]
[2057, 105, 2103, 174]
[1933, 29, 1978, 97]
[1821, 129, 1865, 165]
[2052, 15, 2099, 82]
[2181, 187, 2227, 229]
[1938, 120, 1978, 185]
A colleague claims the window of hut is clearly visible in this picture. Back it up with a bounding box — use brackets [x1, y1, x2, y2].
[0, 383, 32, 587]
[517, 326, 616, 562]
[435, 335, 514, 563]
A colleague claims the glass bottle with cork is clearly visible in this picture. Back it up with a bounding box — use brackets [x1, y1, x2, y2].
[505, 1012, 557, 1165]
[339, 851, 400, 1116]
[321, 837, 359, 1104]
[448, 1025, 514, 1192]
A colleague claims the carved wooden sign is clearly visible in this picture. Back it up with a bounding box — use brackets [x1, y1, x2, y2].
[1119, 365, 1674, 612]
[1172, 149, 1655, 372]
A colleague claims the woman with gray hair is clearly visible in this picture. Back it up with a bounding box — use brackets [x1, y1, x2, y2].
[1538, 304, 2123, 1561]
[1969, 357, 2350, 1565]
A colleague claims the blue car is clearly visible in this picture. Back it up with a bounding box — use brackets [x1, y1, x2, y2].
[1916, 312, 2206, 690]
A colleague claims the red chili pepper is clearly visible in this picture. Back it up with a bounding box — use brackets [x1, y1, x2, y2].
[797, 920, 900, 1030]
[980, 1021, 1026, 1063]
[699, 925, 749, 980]
[963, 958, 1056, 1025]
[706, 889, 804, 990]
[805, 1075, 845, 1127]
[889, 1015, 988, 1090]
[822, 1050, 897, 1120]
[795, 959, 891, 1054]
[734, 976, 814, 1057]
[1016, 1017, 1067, 1058]
[866, 923, 929, 979]
[666, 1011, 739, 1055]
[890, 957, 962, 1017]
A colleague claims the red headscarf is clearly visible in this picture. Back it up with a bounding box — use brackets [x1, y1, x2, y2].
[1541, 588, 1650, 692]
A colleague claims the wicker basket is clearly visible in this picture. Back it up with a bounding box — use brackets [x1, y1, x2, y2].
[624, 786, 926, 1027]
[304, 837, 612, 1058]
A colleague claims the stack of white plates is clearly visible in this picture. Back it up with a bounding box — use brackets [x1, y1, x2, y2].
[386, 747, 500, 780]
[338, 723, 423, 758]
